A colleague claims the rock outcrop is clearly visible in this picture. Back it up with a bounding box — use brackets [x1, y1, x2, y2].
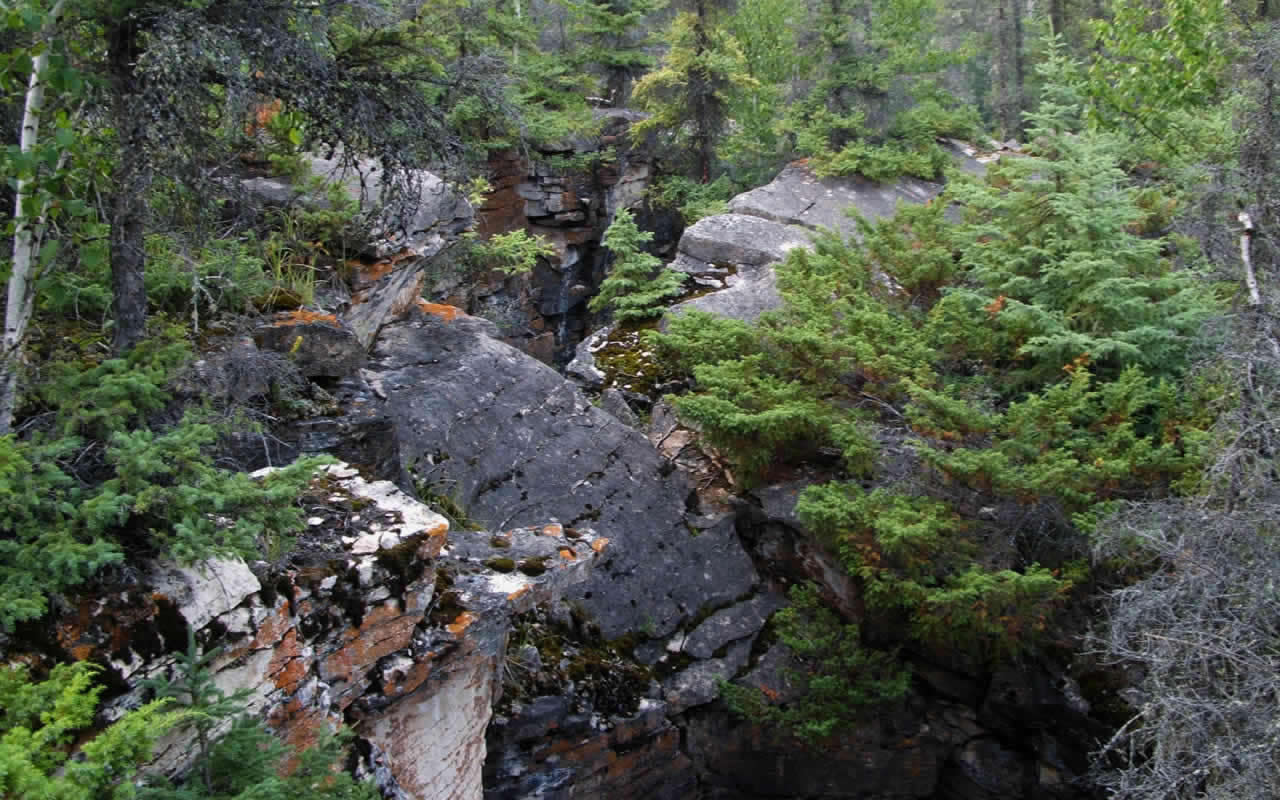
[241, 153, 474, 260]
[727, 164, 943, 235]
[667, 161, 948, 324]
[368, 304, 759, 641]
[15, 462, 606, 800]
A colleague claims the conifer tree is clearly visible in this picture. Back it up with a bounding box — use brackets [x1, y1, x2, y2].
[564, 0, 667, 105]
[631, 0, 755, 181]
[780, 0, 975, 179]
[588, 209, 685, 321]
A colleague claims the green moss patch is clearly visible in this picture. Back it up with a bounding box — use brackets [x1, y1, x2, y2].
[594, 318, 678, 399]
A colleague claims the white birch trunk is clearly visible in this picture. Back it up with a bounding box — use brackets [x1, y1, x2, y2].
[1, 0, 69, 434]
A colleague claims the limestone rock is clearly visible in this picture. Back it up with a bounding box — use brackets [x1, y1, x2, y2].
[939, 737, 1035, 800]
[485, 698, 694, 800]
[241, 154, 473, 259]
[565, 325, 611, 390]
[601, 387, 641, 428]
[253, 313, 366, 379]
[148, 558, 261, 634]
[682, 592, 786, 660]
[36, 460, 602, 800]
[672, 265, 783, 323]
[662, 637, 754, 714]
[676, 213, 811, 269]
[727, 163, 943, 237]
[369, 305, 759, 639]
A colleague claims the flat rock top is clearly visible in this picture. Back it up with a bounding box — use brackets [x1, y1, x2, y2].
[673, 267, 782, 324]
[728, 164, 943, 236]
[677, 213, 813, 269]
[370, 307, 757, 639]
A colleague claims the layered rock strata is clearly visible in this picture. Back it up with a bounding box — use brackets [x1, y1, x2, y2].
[18, 462, 606, 800]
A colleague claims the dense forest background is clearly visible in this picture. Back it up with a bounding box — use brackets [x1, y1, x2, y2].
[2, 0, 1280, 798]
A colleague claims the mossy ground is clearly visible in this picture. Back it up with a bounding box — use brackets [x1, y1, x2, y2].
[593, 318, 675, 399]
[498, 604, 653, 717]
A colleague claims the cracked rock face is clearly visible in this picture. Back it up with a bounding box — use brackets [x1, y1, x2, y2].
[371, 306, 759, 640]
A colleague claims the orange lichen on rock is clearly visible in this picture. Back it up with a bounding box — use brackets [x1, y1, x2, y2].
[507, 586, 530, 603]
[321, 603, 421, 690]
[590, 538, 610, 553]
[415, 300, 464, 321]
[359, 260, 397, 284]
[541, 523, 564, 537]
[272, 309, 340, 327]
[419, 528, 449, 560]
[558, 548, 576, 560]
[446, 611, 476, 635]
[268, 629, 308, 694]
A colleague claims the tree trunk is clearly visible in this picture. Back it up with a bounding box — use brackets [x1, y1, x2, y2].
[694, 0, 713, 182]
[1049, 0, 1066, 39]
[107, 18, 150, 355]
[1, 0, 70, 435]
[1012, 0, 1024, 134]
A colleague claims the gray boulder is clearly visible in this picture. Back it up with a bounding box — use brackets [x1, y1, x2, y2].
[673, 265, 782, 323]
[728, 164, 944, 237]
[368, 306, 758, 640]
[662, 637, 754, 714]
[242, 153, 472, 259]
[675, 213, 811, 269]
[682, 591, 786, 660]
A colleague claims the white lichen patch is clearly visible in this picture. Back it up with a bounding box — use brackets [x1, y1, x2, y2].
[485, 571, 532, 596]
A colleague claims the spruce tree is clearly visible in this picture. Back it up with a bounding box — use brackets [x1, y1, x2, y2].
[564, 0, 667, 105]
[631, 0, 756, 181]
[779, 0, 975, 179]
[588, 209, 685, 321]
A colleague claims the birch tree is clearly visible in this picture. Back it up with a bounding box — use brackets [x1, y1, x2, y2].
[0, 0, 74, 434]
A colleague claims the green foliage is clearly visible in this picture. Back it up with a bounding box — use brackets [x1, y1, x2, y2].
[0, 333, 325, 629]
[632, 9, 758, 179]
[0, 661, 172, 800]
[563, 0, 667, 102]
[1085, 0, 1234, 153]
[797, 484, 1067, 656]
[588, 209, 685, 321]
[655, 57, 1221, 666]
[140, 631, 377, 800]
[779, 0, 976, 180]
[145, 236, 274, 318]
[0, 643, 370, 800]
[719, 583, 909, 742]
[718, 0, 805, 182]
[644, 310, 761, 376]
[673, 354, 838, 479]
[933, 67, 1215, 388]
[464, 229, 556, 276]
[645, 175, 736, 224]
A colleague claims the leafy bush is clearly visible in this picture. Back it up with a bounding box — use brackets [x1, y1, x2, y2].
[462, 229, 556, 277]
[0, 662, 171, 800]
[653, 66, 1221, 676]
[646, 175, 737, 225]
